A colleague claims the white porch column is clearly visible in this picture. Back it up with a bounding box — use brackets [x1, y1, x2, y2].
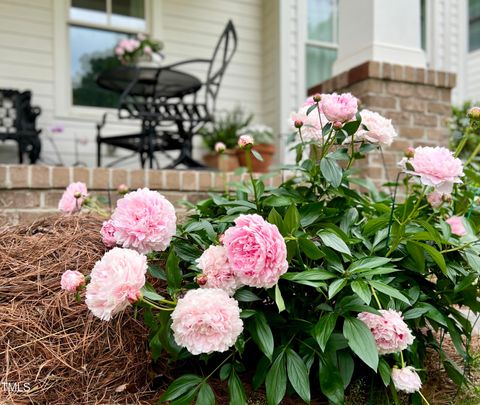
[333, 0, 426, 75]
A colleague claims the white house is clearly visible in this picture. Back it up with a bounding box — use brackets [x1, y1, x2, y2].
[0, 0, 478, 167]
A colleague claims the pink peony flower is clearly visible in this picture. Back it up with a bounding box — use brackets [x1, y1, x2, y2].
[355, 110, 397, 147]
[111, 188, 176, 254]
[238, 135, 254, 148]
[86, 247, 147, 321]
[427, 191, 444, 208]
[391, 366, 422, 394]
[115, 46, 125, 56]
[215, 142, 226, 153]
[358, 309, 414, 355]
[289, 105, 326, 141]
[58, 182, 88, 214]
[446, 216, 467, 236]
[400, 146, 464, 193]
[223, 214, 288, 288]
[143, 45, 152, 55]
[196, 245, 239, 295]
[171, 288, 243, 355]
[101, 219, 117, 248]
[320, 92, 358, 123]
[60, 270, 85, 293]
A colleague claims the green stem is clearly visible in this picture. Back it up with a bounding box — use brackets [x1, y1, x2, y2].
[245, 148, 259, 210]
[204, 337, 252, 381]
[466, 141, 480, 166]
[389, 383, 400, 405]
[141, 298, 175, 311]
[346, 135, 356, 169]
[418, 390, 431, 405]
[400, 351, 405, 368]
[454, 134, 469, 158]
[371, 285, 382, 309]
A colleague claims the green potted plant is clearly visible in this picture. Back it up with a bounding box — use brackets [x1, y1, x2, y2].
[236, 124, 275, 172]
[115, 33, 164, 67]
[200, 107, 252, 171]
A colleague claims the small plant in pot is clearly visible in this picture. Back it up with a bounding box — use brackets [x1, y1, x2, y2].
[200, 107, 253, 171]
[236, 124, 275, 172]
[115, 33, 164, 67]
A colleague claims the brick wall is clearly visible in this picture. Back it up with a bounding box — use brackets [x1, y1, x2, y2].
[0, 165, 283, 226]
[309, 61, 456, 187]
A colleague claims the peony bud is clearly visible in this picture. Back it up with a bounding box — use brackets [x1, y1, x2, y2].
[333, 121, 343, 130]
[117, 184, 129, 195]
[427, 191, 443, 208]
[294, 120, 303, 129]
[442, 193, 453, 203]
[127, 289, 142, 303]
[405, 146, 415, 158]
[238, 135, 254, 148]
[215, 142, 226, 153]
[312, 93, 321, 103]
[73, 191, 82, 199]
[61, 270, 85, 293]
[196, 274, 208, 286]
[467, 106, 480, 120]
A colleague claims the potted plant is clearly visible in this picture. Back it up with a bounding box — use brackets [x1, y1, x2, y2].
[115, 33, 164, 67]
[236, 124, 275, 172]
[200, 107, 253, 171]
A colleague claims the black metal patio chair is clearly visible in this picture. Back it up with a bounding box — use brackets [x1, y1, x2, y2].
[96, 20, 238, 169]
[0, 89, 42, 164]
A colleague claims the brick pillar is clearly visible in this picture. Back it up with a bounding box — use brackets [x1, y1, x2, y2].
[308, 62, 456, 187]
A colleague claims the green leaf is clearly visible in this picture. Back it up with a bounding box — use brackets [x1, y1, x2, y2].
[229, 370, 248, 405]
[343, 317, 378, 371]
[320, 157, 343, 188]
[403, 303, 434, 320]
[378, 358, 391, 386]
[249, 312, 274, 361]
[252, 149, 264, 162]
[410, 241, 447, 275]
[141, 289, 165, 302]
[219, 363, 232, 381]
[284, 204, 301, 234]
[369, 280, 410, 305]
[337, 350, 354, 388]
[406, 242, 426, 273]
[197, 383, 215, 405]
[159, 374, 202, 402]
[286, 348, 311, 403]
[313, 312, 338, 351]
[265, 352, 287, 405]
[268, 208, 287, 236]
[282, 269, 335, 282]
[349, 257, 391, 273]
[166, 250, 182, 291]
[328, 278, 347, 299]
[319, 356, 345, 404]
[274, 284, 286, 313]
[298, 237, 323, 259]
[263, 195, 293, 207]
[342, 118, 361, 136]
[351, 280, 371, 305]
[318, 231, 351, 256]
[234, 289, 261, 302]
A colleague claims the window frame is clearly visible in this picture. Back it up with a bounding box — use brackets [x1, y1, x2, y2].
[304, 0, 339, 90]
[53, 0, 152, 120]
[469, 0, 480, 52]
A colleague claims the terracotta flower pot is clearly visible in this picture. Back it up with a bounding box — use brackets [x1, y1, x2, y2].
[203, 149, 239, 171]
[237, 144, 275, 173]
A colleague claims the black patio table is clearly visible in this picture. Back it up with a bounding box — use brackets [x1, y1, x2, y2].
[96, 65, 204, 168]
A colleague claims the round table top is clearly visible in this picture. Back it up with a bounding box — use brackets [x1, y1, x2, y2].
[96, 65, 202, 99]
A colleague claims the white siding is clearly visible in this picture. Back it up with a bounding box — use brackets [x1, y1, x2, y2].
[0, 0, 271, 167]
[466, 50, 480, 101]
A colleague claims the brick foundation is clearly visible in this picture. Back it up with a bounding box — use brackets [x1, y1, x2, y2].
[0, 165, 284, 226]
[308, 61, 456, 186]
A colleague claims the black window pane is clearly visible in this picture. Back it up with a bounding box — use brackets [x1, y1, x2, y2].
[112, 0, 144, 18]
[70, 25, 128, 108]
[70, 0, 107, 24]
[470, 20, 480, 51]
[470, 0, 480, 19]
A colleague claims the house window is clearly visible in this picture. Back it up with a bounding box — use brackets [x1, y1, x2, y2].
[69, 0, 147, 108]
[306, 0, 338, 89]
[470, 0, 480, 52]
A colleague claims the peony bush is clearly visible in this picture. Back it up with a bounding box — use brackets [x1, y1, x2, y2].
[60, 94, 480, 404]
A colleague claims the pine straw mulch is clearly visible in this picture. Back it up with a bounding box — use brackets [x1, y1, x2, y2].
[0, 214, 165, 405]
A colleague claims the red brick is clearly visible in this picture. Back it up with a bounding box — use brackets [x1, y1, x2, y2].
[416, 68, 426, 84]
[0, 166, 7, 188]
[386, 82, 415, 97]
[111, 169, 128, 189]
[399, 98, 426, 112]
[404, 66, 416, 82]
[425, 128, 448, 143]
[44, 190, 65, 208]
[31, 165, 50, 188]
[181, 171, 198, 191]
[91, 167, 109, 189]
[368, 61, 381, 78]
[383, 63, 393, 79]
[0, 190, 41, 209]
[73, 167, 89, 184]
[17, 210, 53, 224]
[149, 170, 163, 189]
[10, 165, 29, 188]
[414, 114, 438, 127]
[399, 127, 424, 139]
[198, 171, 213, 191]
[52, 167, 70, 188]
[130, 169, 146, 189]
[416, 85, 438, 100]
[427, 102, 451, 116]
[362, 95, 396, 109]
[164, 170, 181, 190]
[392, 65, 405, 81]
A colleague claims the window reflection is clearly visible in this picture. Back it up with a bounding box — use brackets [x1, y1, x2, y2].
[70, 26, 128, 108]
[70, 0, 107, 24]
